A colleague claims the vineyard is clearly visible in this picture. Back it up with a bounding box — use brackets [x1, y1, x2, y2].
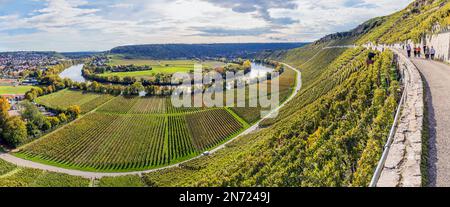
[9, 61, 296, 172]
[16, 102, 246, 171]
[36, 89, 115, 113]
[0, 159, 89, 187]
[138, 48, 401, 187]
[97, 96, 205, 115]
[230, 67, 297, 123]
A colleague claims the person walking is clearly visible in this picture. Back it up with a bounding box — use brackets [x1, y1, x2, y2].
[417, 47, 422, 58]
[406, 44, 412, 58]
[425, 46, 430, 59]
[430, 46, 436, 60]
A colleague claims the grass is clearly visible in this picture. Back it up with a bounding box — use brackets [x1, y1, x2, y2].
[97, 175, 146, 187]
[99, 66, 192, 78]
[108, 57, 224, 68]
[104, 57, 226, 78]
[0, 86, 35, 95]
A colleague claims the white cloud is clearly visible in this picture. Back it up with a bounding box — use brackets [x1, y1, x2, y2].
[0, 0, 413, 51]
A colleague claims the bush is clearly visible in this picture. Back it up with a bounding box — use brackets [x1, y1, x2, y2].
[2, 116, 28, 147]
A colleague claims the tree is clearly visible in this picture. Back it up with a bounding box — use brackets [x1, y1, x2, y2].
[130, 82, 145, 95]
[243, 60, 252, 70]
[66, 105, 81, 119]
[0, 96, 10, 126]
[20, 101, 45, 129]
[2, 116, 28, 147]
[0, 96, 11, 139]
[58, 113, 68, 123]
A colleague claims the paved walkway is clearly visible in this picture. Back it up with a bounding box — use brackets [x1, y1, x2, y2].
[0, 63, 302, 179]
[410, 57, 450, 187]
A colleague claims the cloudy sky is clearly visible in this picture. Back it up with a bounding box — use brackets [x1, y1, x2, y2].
[0, 0, 412, 52]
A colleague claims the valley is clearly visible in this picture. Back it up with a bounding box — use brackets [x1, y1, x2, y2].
[1, 0, 449, 189]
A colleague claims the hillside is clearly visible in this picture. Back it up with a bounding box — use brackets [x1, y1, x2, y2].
[2, 0, 446, 187]
[131, 0, 444, 187]
[109, 43, 308, 59]
[134, 26, 403, 187]
[358, 0, 450, 44]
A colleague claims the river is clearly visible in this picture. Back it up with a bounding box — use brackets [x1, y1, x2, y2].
[59, 64, 86, 82]
[59, 62, 274, 87]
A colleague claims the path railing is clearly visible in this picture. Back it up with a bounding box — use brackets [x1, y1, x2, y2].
[369, 49, 411, 187]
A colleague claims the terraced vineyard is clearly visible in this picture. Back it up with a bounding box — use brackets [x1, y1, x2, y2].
[230, 67, 297, 123]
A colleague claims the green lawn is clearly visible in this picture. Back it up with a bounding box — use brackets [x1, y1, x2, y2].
[0, 86, 35, 95]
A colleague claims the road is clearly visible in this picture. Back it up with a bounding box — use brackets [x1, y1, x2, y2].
[0, 63, 302, 179]
[410, 57, 450, 187]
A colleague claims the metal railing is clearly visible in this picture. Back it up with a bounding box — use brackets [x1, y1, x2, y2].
[369, 51, 409, 187]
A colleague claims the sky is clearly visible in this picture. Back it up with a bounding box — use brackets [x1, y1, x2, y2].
[0, 0, 413, 52]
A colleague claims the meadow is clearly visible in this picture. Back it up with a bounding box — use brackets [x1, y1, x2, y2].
[0, 86, 35, 95]
[103, 57, 226, 78]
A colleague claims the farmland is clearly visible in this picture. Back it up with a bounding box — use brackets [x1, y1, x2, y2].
[230, 67, 297, 124]
[0, 86, 35, 95]
[102, 57, 226, 78]
[35, 89, 115, 113]
[0, 159, 89, 187]
[107, 57, 225, 68]
[9, 63, 295, 173]
[16, 108, 245, 172]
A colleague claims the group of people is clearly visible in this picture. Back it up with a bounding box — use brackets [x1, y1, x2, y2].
[406, 44, 436, 60]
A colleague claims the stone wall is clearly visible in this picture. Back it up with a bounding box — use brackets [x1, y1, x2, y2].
[376, 49, 424, 187]
[422, 32, 450, 63]
[403, 31, 450, 63]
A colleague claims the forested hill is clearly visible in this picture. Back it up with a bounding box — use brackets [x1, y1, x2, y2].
[108, 43, 308, 59]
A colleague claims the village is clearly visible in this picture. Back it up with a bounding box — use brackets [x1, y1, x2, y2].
[0, 52, 63, 117]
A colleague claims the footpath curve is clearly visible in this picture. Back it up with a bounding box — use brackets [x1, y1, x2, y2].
[0, 63, 302, 179]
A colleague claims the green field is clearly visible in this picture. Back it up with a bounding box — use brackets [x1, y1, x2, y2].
[99, 66, 192, 78]
[103, 57, 226, 78]
[108, 57, 224, 68]
[35, 89, 115, 113]
[0, 86, 35, 95]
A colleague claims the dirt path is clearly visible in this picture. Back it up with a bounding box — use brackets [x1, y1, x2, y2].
[0, 63, 302, 179]
[411, 57, 450, 187]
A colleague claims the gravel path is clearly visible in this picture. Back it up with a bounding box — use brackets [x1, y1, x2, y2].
[411, 57, 450, 187]
[0, 63, 302, 179]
